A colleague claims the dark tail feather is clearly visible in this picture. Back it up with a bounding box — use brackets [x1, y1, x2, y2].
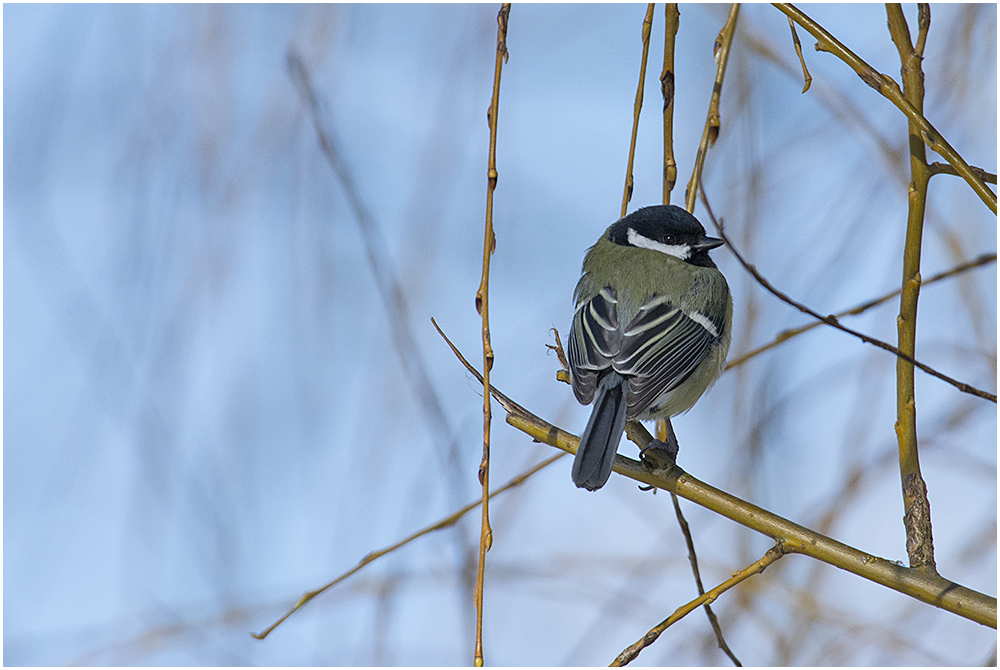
[572, 376, 627, 491]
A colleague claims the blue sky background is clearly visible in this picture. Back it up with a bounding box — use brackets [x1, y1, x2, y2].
[4, 3, 996, 665]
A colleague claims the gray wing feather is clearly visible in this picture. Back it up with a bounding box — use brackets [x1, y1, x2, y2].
[615, 297, 719, 417]
[571, 289, 723, 417]
[568, 287, 621, 405]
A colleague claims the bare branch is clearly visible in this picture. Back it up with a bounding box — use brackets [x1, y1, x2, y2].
[774, 2, 996, 213]
[251, 447, 563, 640]
[725, 253, 997, 370]
[699, 190, 996, 403]
[670, 492, 742, 666]
[435, 333, 998, 629]
[786, 16, 812, 92]
[612, 545, 784, 666]
[685, 4, 740, 212]
[473, 6, 510, 664]
[621, 4, 656, 217]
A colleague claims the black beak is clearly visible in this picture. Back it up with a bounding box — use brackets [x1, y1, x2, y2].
[694, 236, 724, 252]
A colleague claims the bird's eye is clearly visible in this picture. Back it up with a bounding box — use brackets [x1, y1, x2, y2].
[663, 235, 675, 244]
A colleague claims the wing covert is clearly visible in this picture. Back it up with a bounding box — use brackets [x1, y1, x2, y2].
[615, 296, 720, 417]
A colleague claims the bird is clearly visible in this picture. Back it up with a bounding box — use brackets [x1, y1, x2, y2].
[567, 204, 732, 490]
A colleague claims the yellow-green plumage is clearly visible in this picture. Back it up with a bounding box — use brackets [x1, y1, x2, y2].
[573, 225, 732, 418]
[568, 205, 733, 490]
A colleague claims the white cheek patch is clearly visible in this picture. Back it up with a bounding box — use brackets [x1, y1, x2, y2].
[687, 310, 720, 338]
[627, 228, 690, 260]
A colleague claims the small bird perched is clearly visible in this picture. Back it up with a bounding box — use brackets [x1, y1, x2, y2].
[567, 204, 732, 490]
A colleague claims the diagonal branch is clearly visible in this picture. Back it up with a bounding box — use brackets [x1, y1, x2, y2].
[251, 448, 564, 640]
[699, 191, 996, 403]
[434, 325, 997, 629]
[773, 3, 997, 213]
[725, 253, 997, 370]
[286, 50, 471, 495]
[668, 490, 742, 666]
[612, 545, 785, 666]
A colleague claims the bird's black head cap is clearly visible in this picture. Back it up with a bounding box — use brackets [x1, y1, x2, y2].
[607, 205, 722, 267]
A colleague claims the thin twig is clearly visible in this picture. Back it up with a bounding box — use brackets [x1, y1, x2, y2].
[651, 421, 741, 664]
[546, 327, 570, 373]
[611, 545, 785, 666]
[433, 318, 534, 419]
[685, 3, 740, 213]
[725, 253, 997, 370]
[928, 162, 997, 184]
[473, 5, 510, 665]
[699, 190, 996, 403]
[774, 3, 996, 214]
[741, 26, 908, 183]
[250, 450, 564, 640]
[622, 4, 656, 218]
[786, 15, 812, 93]
[914, 3, 930, 59]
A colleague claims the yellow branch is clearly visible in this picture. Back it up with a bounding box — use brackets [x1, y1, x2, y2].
[434, 322, 996, 629]
[473, 5, 510, 665]
[685, 3, 740, 213]
[774, 3, 996, 213]
[612, 545, 785, 665]
[621, 4, 656, 218]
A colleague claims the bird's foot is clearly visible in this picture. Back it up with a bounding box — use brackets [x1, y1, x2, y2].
[639, 437, 678, 470]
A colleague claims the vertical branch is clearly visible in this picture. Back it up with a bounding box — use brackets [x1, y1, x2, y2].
[473, 5, 510, 665]
[622, 3, 656, 218]
[661, 3, 680, 205]
[684, 3, 740, 213]
[885, 3, 937, 573]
